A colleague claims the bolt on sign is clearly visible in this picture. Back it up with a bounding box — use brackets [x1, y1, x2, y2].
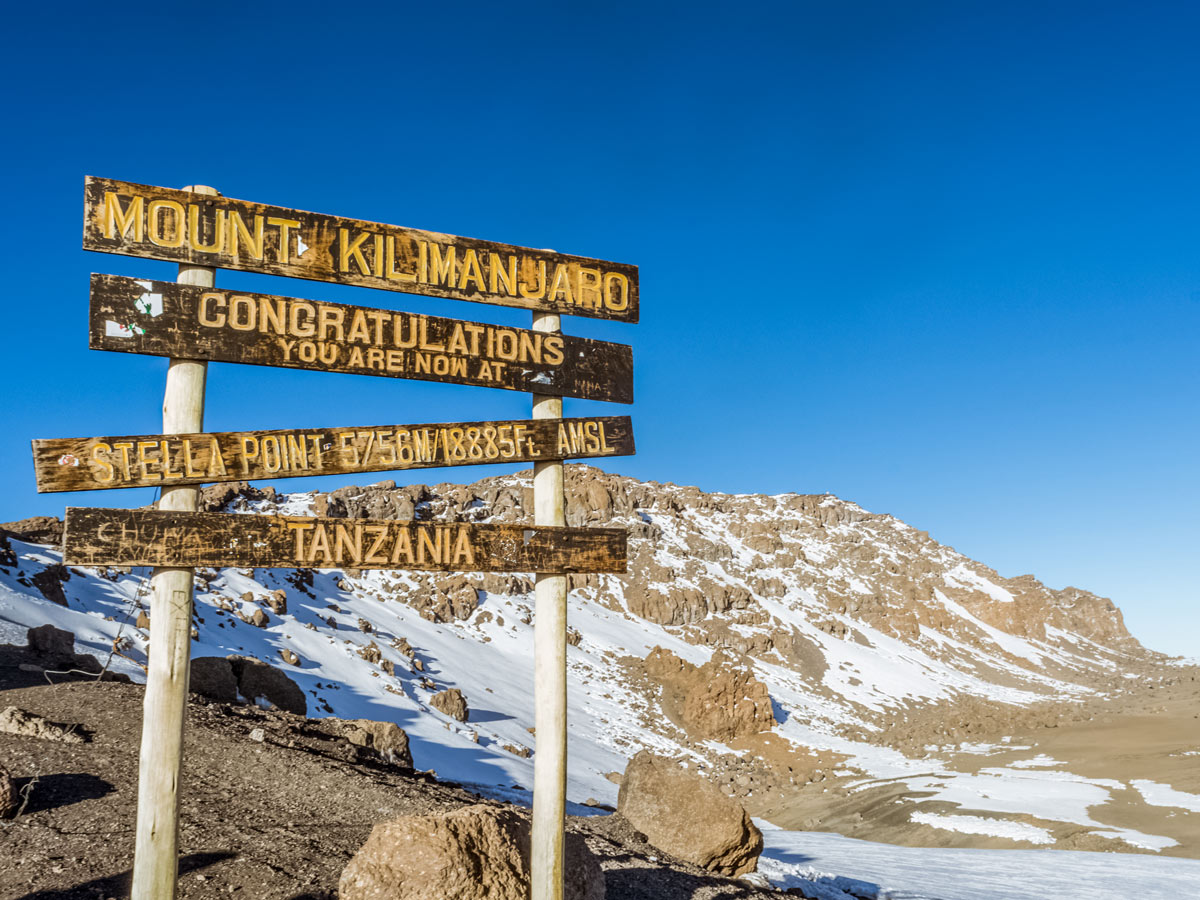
[33, 416, 635, 493]
[83, 177, 639, 322]
[89, 274, 633, 403]
[62, 508, 628, 574]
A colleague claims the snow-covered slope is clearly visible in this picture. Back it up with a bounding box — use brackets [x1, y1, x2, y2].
[2, 468, 1195, 871]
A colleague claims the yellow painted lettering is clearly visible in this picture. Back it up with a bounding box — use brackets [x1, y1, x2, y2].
[147, 199, 185, 248]
[229, 211, 264, 259]
[91, 443, 115, 483]
[103, 192, 143, 241]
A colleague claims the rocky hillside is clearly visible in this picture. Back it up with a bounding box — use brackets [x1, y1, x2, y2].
[3, 467, 1196, 857]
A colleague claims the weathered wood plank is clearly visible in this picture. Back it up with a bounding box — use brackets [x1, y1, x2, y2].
[89, 275, 633, 403]
[83, 177, 639, 323]
[33, 416, 635, 493]
[62, 509, 626, 574]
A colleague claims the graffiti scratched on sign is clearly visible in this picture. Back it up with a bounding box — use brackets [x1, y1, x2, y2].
[63, 508, 627, 573]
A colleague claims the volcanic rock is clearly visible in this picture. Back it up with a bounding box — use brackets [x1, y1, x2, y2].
[26, 624, 76, 660]
[226, 656, 306, 715]
[279, 649, 301, 667]
[336, 719, 413, 767]
[0, 706, 87, 744]
[338, 803, 603, 900]
[430, 688, 469, 722]
[617, 750, 762, 876]
[643, 647, 775, 742]
[0, 516, 64, 545]
[190, 656, 239, 703]
[31, 565, 70, 607]
[266, 589, 288, 615]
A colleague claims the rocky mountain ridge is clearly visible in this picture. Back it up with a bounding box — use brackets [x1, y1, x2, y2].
[2, 466, 1194, 858]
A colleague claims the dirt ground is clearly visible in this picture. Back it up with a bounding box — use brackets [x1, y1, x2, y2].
[754, 668, 1200, 856]
[0, 650, 777, 900]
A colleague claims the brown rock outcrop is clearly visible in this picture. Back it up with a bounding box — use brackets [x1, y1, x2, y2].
[199, 482, 276, 512]
[430, 688, 469, 722]
[0, 516, 64, 546]
[331, 719, 414, 768]
[643, 647, 775, 742]
[617, 750, 762, 876]
[339, 804, 603, 900]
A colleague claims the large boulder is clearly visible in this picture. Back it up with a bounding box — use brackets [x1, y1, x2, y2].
[617, 750, 762, 876]
[429, 688, 469, 722]
[190, 657, 239, 704]
[339, 804, 603, 900]
[226, 656, 306, 715]
[26, 624, 76, 660]
[23, 625, 115, 680]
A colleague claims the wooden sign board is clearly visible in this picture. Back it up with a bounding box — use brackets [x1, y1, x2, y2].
[33, 416, 635, 493]
[83, 177, 639, 323]
[90, 275, 633, 403]
[63, 508, 626, 573]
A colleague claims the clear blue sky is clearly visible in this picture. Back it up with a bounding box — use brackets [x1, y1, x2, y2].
[1, 2, 1195, 656]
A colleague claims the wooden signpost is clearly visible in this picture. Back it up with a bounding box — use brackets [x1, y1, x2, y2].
[63, 509, 627, 573]
[89, 274, 634, 402]
[84, 177, 640, 322]
[33, 416, 634, 492]
[48, 176, 639, 900]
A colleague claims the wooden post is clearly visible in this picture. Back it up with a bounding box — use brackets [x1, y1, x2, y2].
[130, 185, 218, 900]
[530, 312, 568, 900]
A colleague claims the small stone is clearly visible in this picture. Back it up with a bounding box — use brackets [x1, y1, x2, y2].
[266, 589, 288, 615]
[279, 649, 301, 666]
[249, 728, 265, 742]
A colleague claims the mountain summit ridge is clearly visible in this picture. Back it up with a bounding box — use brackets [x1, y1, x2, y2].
[3, 465, 1194, 857]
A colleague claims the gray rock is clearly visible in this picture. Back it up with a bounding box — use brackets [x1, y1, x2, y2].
[226, 656, 306, 715]
[190, 657, 239, 704]
[26, 624, 75, 660]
